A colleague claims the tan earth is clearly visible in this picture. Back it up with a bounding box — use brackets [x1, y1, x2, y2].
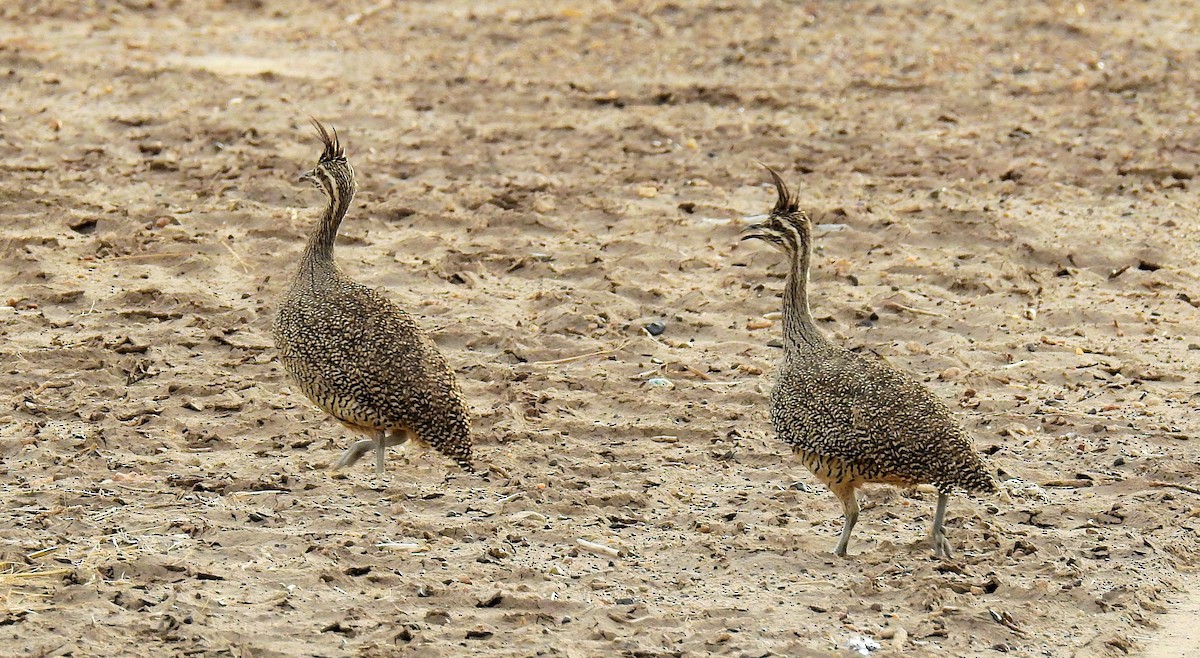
[2, 1, 1199, 657]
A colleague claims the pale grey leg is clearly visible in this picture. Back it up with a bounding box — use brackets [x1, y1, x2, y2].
[932, 490, 953, 559]
[374, 429, 412, 477]
[832, 483, 859, 558]
[333, 435, 380, 471]
[331, 429, 410, 480]
[331, 429, 386, 470]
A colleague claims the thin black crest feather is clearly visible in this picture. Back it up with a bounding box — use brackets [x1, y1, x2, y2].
[310, 117, 345, 163]
[759, 163, 800, 216]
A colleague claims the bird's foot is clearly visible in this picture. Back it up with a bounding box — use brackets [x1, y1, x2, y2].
[932, 531, 954, 559]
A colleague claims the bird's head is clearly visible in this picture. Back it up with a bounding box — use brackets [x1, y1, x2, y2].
[300, 118, 355, 198]
[740, 165, 810, 254]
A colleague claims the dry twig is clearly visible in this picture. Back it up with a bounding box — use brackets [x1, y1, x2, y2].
[1149, 480, 1200, 496]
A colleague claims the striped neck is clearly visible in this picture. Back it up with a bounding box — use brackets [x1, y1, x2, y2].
[302, 166, 355, 265]
[781, 215, 827, 353]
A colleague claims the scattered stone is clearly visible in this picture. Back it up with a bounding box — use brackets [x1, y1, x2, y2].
[509, 510, 547, 526]
[321, 621, 354, 636]
[476, 592, 503, 608]
[846, 635, 880, 655]
[69, 217, 98, 234]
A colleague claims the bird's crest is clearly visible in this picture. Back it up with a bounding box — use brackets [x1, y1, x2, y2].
[310, 118, 345, 164]
[761, 163, 800, 216]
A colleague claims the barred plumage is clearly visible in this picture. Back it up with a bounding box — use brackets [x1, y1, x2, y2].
[743, 166, 998, 557]
[273, 120, 474, 478]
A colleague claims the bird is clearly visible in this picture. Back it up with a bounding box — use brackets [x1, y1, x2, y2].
[272, 119, 474, 479]
[741, 166, 999, 558]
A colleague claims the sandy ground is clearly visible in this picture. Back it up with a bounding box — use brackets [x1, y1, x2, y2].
[1143, 575, 1200, 658]
[2, 1, 1199, 656]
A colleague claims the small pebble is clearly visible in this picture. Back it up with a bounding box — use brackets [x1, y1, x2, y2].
[644, 321, 666, 336]
[509, 511, 547, 526]
[477, 592, 503, 608]
[647, 377, 674, 389]
[636, 186, 658, 198]
[846, 635, 880, 655]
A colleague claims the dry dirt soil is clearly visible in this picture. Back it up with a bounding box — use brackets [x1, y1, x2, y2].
[2, 1, 1199, 657]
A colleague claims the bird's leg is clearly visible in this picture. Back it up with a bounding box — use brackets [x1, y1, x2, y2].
[932, 490, 953, 559]
[333, 429, 384, 471]
[375, 428, 412, 477]
[831, 482, 859, 557]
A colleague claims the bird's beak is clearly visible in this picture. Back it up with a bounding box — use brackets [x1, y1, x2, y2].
[299, 170, 316, 184]
[741, 223, 767, 241]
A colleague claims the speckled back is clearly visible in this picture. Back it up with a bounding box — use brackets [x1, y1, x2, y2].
[771, 344, 996, 495]
[273, 261, 473, 471]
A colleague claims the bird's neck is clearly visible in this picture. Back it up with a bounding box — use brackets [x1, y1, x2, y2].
[302, 179, 355, 265]
[782, 227, 827, 353]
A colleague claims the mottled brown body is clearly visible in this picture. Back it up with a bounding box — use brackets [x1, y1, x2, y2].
[273, 120, 473, 475]
[744, 167, 998, 557]
[774, 345, 996, 494]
